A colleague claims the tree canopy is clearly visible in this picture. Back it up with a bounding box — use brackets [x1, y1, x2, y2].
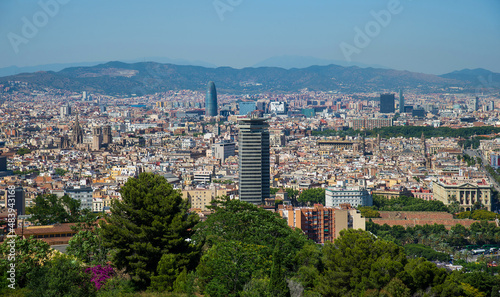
[317, 229, 407, 296]
[456, 209, 499, 220]
[367, 220, 500, 250]
[373, 195, 449, 212]
[298, 188, 325, 205]
[404, 244, 450, 262]
[196, 240, 271, 297]
[193, 198, 309, 252]
[268, 245, 291, 297]
[100, 172, 199, 290]
[359, 206, 381, 218]
[16, 148, 31, 156]
[369, 125, 500, 139]
[67, 214, 109, 266]
[313, 125, 500, 139]
[193, 197, 310, 294]
[0, 236, 55, 289]
[26, 194, 81, 225]
[54, 168, 68, 176]
[27, 254, 95, 297]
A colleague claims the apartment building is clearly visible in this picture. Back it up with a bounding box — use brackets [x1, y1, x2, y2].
[278, 204, 365, 244]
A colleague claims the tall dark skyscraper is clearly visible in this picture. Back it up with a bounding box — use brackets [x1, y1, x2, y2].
[473, 97, 479, 111]
[399, 89, 404, 113]
[5, 186, 25, 216]
[205, 81, 218, 117]
[380, 93, 395, 113]
[238, 116, 270, 205]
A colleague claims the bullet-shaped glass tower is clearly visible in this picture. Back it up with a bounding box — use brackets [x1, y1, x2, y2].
[205, 81, 218, 117]
[238, 116, 270, 205]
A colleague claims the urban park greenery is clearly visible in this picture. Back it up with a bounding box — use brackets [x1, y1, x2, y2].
[372, 194, 450, 212]
[3, 173, 500, 296]
[298, 188, 326, 206]
[314, 125, 500, 139]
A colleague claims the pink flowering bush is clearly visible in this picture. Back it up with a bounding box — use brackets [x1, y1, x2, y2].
[85, 265, 114, 290]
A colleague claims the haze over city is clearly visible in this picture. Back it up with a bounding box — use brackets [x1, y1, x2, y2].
[1, 0, 499, 74]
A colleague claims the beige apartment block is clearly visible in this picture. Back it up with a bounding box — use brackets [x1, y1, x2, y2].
[278, 204, 365, 244]
[183, 185, 237, 211]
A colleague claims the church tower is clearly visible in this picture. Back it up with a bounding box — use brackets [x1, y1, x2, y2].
[376, 134, 381, 155]
[421, 132, 431, 169]
[92, 126, 102, 151]
[72, 113, 84, 145]
[421, 132, 427, 156]
[362, 133, 366, 156]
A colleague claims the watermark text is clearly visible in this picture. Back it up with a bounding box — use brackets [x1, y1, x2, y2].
[340, 0, 403, 62]
[8, 0, 70, 54]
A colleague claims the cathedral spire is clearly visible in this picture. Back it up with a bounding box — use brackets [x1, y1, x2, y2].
[421, 132, 431, 169]
[72, 112, 84, 145]
[421, 132, 427, 156]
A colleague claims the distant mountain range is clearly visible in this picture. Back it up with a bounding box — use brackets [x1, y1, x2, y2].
[439, 68, 500, 87]
[252, 55, 389, 70]
[0, 55, 389, 77]
[0, 57, 217, 77]
[0, 61, 498, 95]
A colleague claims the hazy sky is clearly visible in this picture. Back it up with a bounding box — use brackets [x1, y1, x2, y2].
[1, 0, 499, 74]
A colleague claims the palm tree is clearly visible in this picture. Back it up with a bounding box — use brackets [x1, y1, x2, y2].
[465, 250, 472, 262]
[493, 232, 500, 244]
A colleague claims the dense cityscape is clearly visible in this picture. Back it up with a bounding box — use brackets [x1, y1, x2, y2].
[2, 1, 500, 296]
[1, 74, 500, 295]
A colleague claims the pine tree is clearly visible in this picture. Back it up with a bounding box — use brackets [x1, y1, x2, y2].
[491, 285, 500, 297]
[268, 245, 290, 297]
[100, 173, 199, 289]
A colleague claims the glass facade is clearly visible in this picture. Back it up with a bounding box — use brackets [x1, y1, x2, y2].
[205, 81, 218, 117]
[380, 93, 395, 113]
[239, 102, 256, 116]
[238, 117, 270, 204]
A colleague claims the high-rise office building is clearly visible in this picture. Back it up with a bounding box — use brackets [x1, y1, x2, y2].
[5, 187, 25, 216]
[489, 101, 495, 111]
[470, 97, 479, 111]
[399, 89, 404, 113]
[238, 116, 270, 205]
[380, 93, 395, 113]
[60, 103, 71, 117]
[205, 81, 218, 117]
[256, 100, 267, 113]
[0, 156, 7, 172]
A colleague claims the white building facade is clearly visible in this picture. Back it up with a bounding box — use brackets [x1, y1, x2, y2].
[325, 186, 373, 208]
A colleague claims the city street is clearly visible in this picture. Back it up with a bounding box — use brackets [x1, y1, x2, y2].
[465, 149, 500, 193]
